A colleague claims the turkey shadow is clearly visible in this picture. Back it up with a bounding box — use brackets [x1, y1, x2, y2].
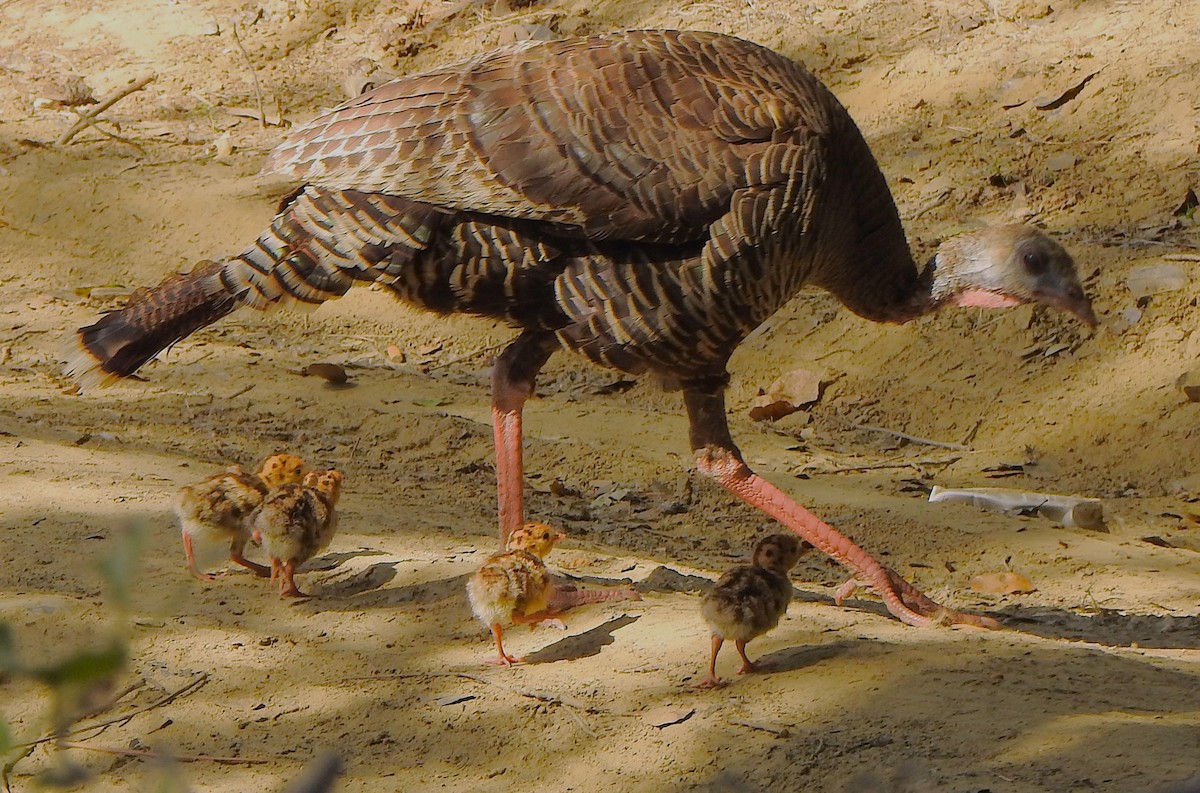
[291, 564, 474, 611]
[824, 596, 1200, 650]
[633, 565, 714, 595]
[991, 604, 1200, 650]
[524, 614, 641, 664]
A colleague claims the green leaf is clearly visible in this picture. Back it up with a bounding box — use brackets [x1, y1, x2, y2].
[0, 623, 17, 675]
[32, 642, 126, 689]
[97, 521, 148, 611]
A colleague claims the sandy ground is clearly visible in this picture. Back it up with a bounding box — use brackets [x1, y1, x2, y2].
[1, 0, 1199, 790]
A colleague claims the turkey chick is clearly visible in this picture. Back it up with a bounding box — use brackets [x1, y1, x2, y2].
[252, 469, 344, 598]
[174, 452, 306, 581]
[696, 533, 808, 688]
[467, 522, 566, 667]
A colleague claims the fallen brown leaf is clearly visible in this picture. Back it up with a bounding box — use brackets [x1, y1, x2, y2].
[643, 706, 694, 729]
[969, 571, 1035, 594]
[301, 363, 349, 384]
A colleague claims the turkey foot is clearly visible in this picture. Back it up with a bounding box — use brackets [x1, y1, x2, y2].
[514, 610, 566, 631]
[695, 444, 998, 629]
[836, 569, 1000, 629]
[547, 584, 641, 613]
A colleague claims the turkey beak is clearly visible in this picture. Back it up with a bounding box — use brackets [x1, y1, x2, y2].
[1039, 283, 1097, 327]
[1061, 289, 1098, 328]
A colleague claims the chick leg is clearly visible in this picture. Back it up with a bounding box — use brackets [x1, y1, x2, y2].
[229, 537, 271, 578]
[734, 639, 762, 675]
[491, 332, 557, 548]
[683, 386, 999, 630]
[182, 532, 216, 582]
[694, 634, 725, 689]
[486, 623, 519, 667]
[277, 560, 308, 598]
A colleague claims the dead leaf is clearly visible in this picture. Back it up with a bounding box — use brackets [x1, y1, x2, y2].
[1045, 152, 1078, 172]
[969, 571, 1036, 594]
[385, 345, 405, 362]
[1140, 535, 1174, 548]
[1034, 70, 1100, 111]
[418, 341, 444, 356]
[1173, 188, 1198, 218]
[594, 379, 636, 395]
[749, 366, 834, 421]
[301, 363, 349, 384]
[643, 706, 694, 728]
[435, 693, 476, 707]
[749, 398, 799, 422]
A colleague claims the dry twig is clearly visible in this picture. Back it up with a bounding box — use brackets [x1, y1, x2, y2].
[807, 456, 961, 475]
[229, 23, 269, 128]
[58, 741, 274, 765]
[56, 74, 157, 146]
[16, 673, 210, 750]
[830, 416, 971, 451]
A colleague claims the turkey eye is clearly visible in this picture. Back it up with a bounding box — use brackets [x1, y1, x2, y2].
[1022, 250, 1047, 275]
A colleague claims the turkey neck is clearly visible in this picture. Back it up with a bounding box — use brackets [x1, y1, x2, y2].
[782, 114, 936, 327]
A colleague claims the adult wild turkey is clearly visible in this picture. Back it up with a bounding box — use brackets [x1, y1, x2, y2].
[67, 30, 1095, 628]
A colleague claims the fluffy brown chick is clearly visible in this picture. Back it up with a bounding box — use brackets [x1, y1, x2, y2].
[174, 452, 306, 581]
[696, 533, 808, 689]
[466, 522, 567, 667]
[251, 469, 344, 598]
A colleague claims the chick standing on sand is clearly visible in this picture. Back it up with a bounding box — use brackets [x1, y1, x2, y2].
[252, 468, 344, 598]
[174, 453, 306, 580]
[467, 522, 642, 666]
[467, 522, 565, 667]
[696, 533, 807, 688]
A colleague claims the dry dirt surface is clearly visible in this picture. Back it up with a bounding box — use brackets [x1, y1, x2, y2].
[1, 0, 1199, 791]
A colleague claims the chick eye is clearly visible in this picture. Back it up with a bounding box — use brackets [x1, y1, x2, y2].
[1022, 250, 1047, 275]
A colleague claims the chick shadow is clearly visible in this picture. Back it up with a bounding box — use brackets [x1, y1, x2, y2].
[301, 548, 390, 573]
[751, 639, 859, 676]
[305, 571, 475, 612]
[311, 561, 400, 598]
[523, 613, 641, 664]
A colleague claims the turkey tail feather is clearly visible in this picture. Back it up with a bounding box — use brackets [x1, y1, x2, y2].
[64, 188, 435, 389]
[64, 260, 237, 388]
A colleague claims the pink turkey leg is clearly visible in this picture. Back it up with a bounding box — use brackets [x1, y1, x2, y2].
[491, 402, 525, 549]
[490, 333, 557, 548]
[697, 446, 999, 629]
